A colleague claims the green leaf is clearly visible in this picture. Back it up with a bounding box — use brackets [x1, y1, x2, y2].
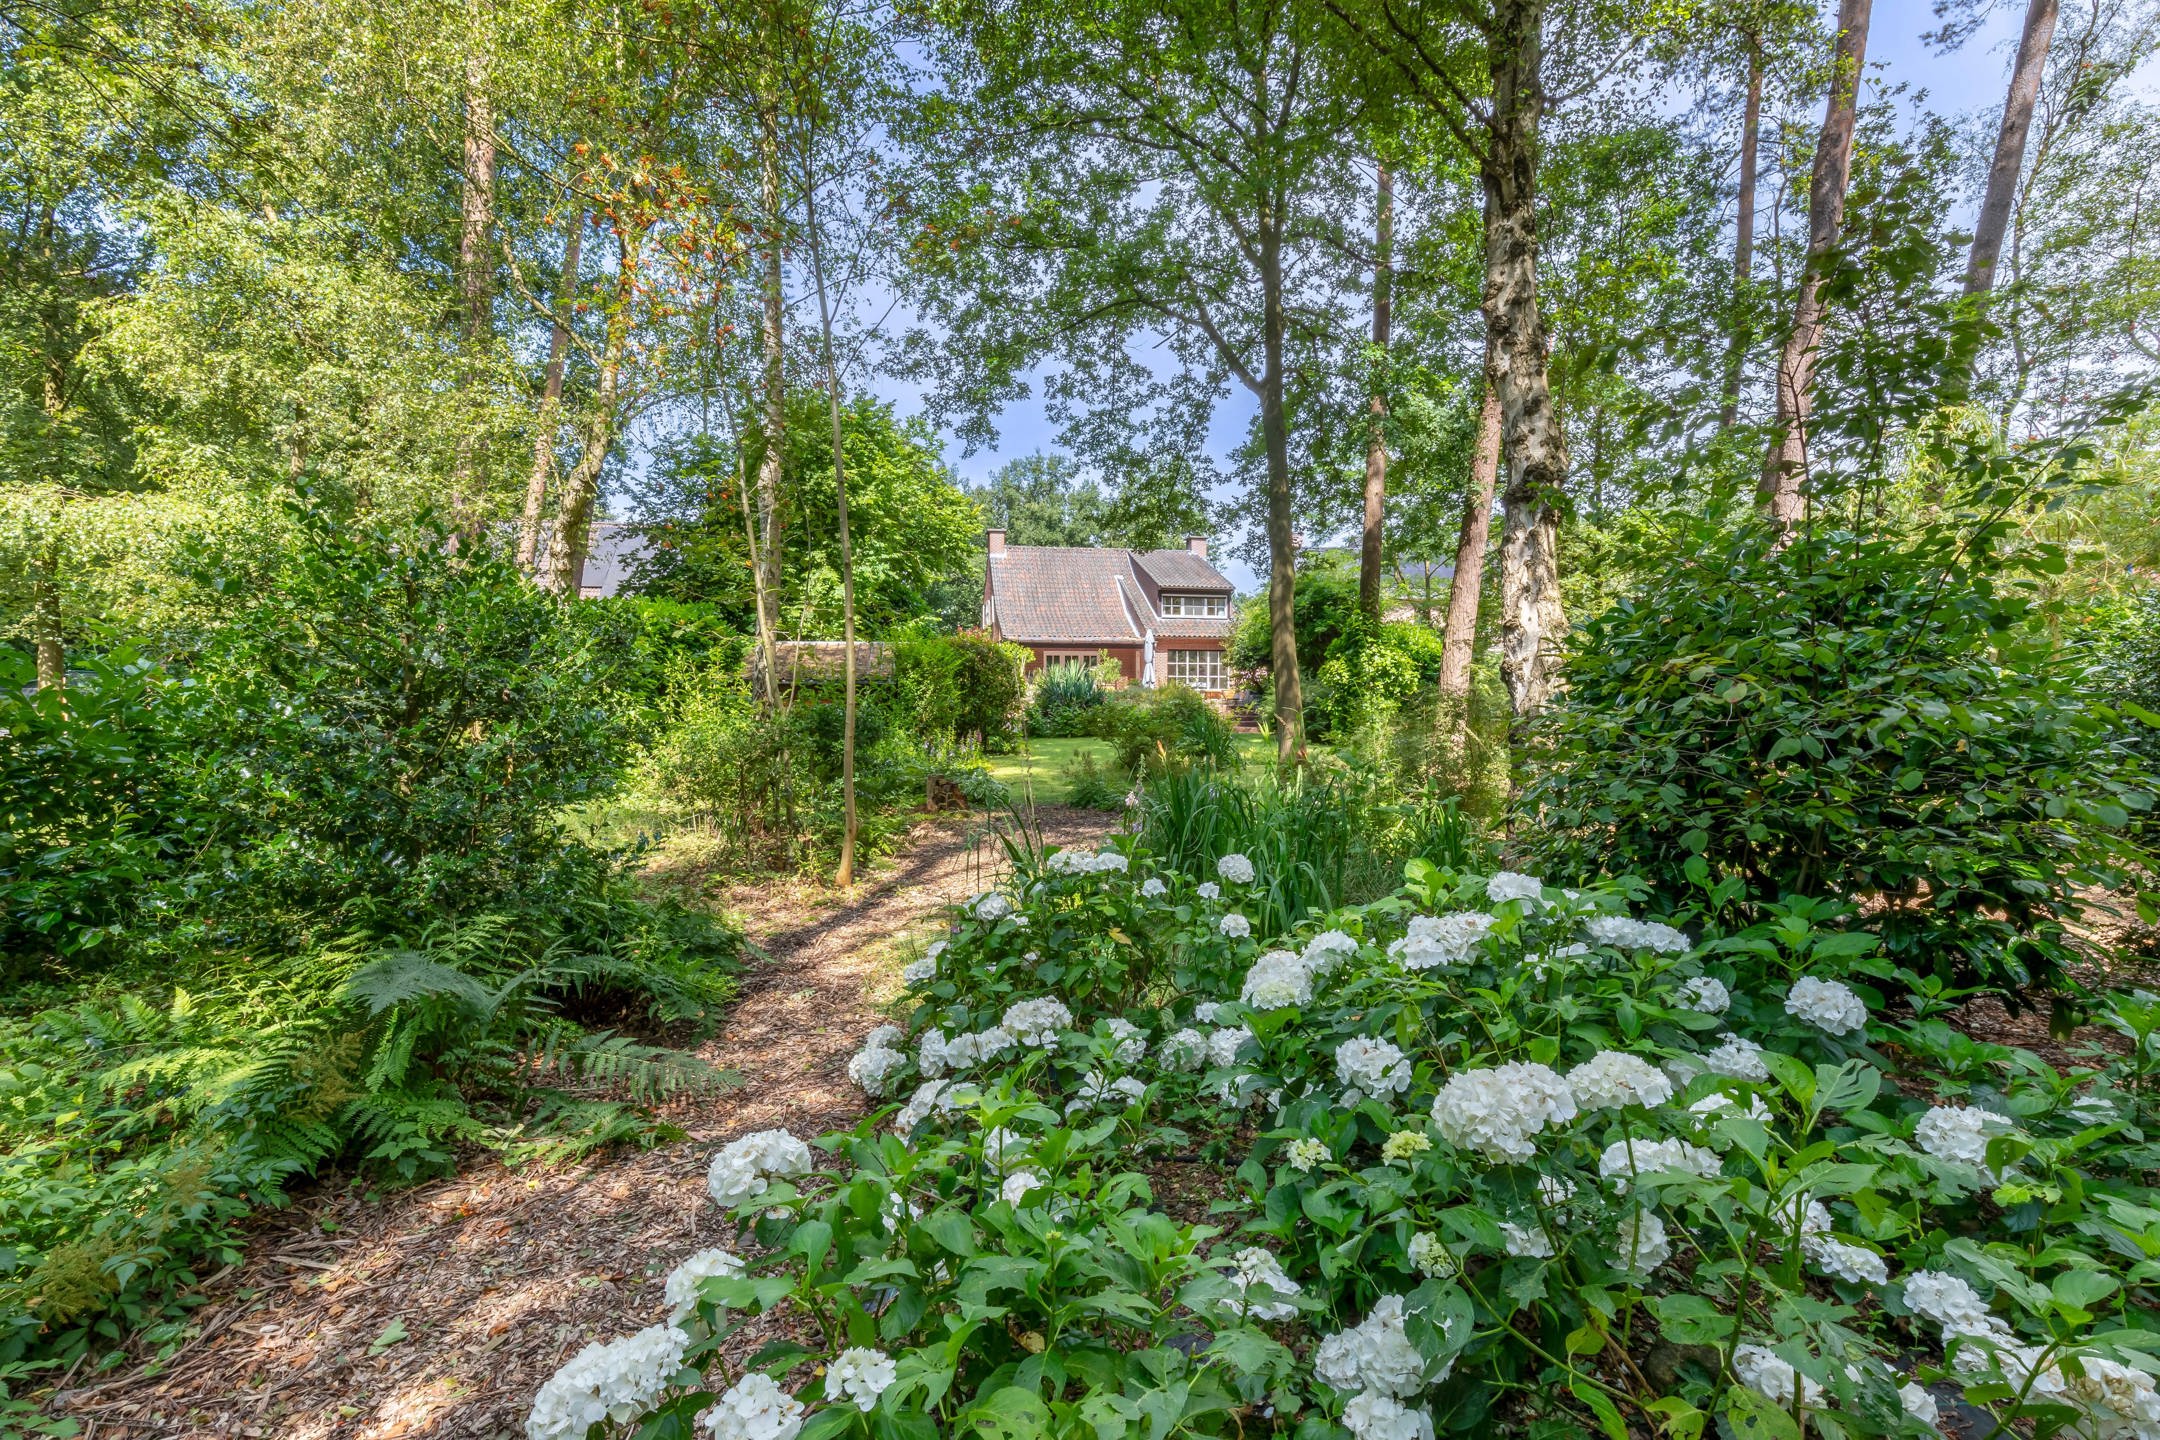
[368, 1318, 408, 1355]
[1760, 1050, 1815, 1106]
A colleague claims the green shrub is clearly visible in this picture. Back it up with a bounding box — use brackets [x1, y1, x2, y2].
[1522, 514, 2155, 996]
[1101, 684, 1238, 779]
[1060, 749, 1126, 810]
[1028, 657, 1117, 738]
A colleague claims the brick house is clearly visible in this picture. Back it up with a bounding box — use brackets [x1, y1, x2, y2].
[979, 530, 1236, 697]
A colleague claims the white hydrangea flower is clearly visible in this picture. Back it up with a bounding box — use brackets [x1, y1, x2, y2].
[2058, 1352, 2160, 1436]
[846, 1038, 910, 1097]
[1704, 1034, 1770, 1081]
[1098, 1018, 1147, 1065]
[901, 957, 938, 985]
[1336, 1036, 1413, 1098]
[528, 1323, 689, 1440]
[1614, 1210, 1671, 1275]
[915, 1028, 950, 1079]
[1689, 1091, 1771, 1123]
[1141, 876, 1167, 897]
[1342, 1391, 1435, 1440]
[1220, 912, 1252, 939]
[1407, 1231, 1452, 1277]
[1584, 914, 1692, 953]
[1241, 949, 1312, 1008]
[1047, 847, 1128, 876]
[1217, 853, 1256, 884]
[1303, 929, 1360, 973]
[1486, 871, 1543, 906]
[981, 1126, 1025, 1169]
[1804, 1233, 1889, 1285]
[1389, 911, 1495, 970]
[825, 1347, 897, 1411]
[1525, 942, 1590, 981]
[1677, 976, 1731, 1014]
[1285, 1137, 1331, 1172]
[1500, 1221, 1555, 1258]
[973, 892, 1012, 921]
[663, 1248, 745, 1322]
[1068, 1070, 1148, 1113]
[1733, 1345, 1823, 1411]
[1785, 977, 1868, 1036]
[1206, 1026, 1252, 1068]
[863, 1024, 903, 1050]
[893, 1080, 947, 1133]
[707, 1130, 813, 1207]
[1914, 1104, 2005, 1167]
[1538, 1173, 1577, 1209]
[1002, 997, 1073, 1047]
[701, 1371, 804, 1440]
[1197, 881, 1221, 900]
[1193, 1001, 1223, 1024]
[1158, 1027, 1206, 1071]
[1381, 1129, 1432, 1164]
[1000, 1169, 1044, 1204]
[945, 1026, 1016, 1070]
[1903, 1270, 2011, 1341]
[1899, 1383, 1939, 1425]
[1430, 1062, 1577, 1163]
[1313, 1294, 1429, 1398]
[1567, 1051, 1675, 1111]
[1598, 1137, 1721, 1189]
[1223, 1245, 1303, 1321]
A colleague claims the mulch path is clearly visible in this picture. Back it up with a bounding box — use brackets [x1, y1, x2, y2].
[51, 805, 1118, 1440]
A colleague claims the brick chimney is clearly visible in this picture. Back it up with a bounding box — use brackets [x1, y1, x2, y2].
[986, 528, 1006, 555]
[1185, 534, 1208, 559]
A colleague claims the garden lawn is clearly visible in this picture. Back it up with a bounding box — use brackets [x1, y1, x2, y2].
[987, 733, 1283, 804]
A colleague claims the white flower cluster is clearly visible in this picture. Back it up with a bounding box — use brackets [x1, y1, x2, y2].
[528, 1324, 689, 1440]
[973, 891, 1012, 921]
[1598, 1137, 1720, 1189]
[1430, 1062, 1577, 1162]
[1069, 1070, 1147, 1113]
[894, 1079, 963, 1132]
[1784, 976, 1868, 1036]
[921, 1025, 1015, 1077]
[663, 1248, 744, 1322]
[1704, 1034, 1770, 1081]
[1583, 915, 1692, 953]
[1141, 876, 1168, 897]
[1217, 852, 1256, 883]
[1732, 1345, 1824, 1411]
[1381, 1129, 1431, 1164]
[1567, 1051, 1674, 1111]
[1285, 1137, 1331, 1172]
[1206, 1026, 1252, 1067]
[1220, 912, 1252, 939]
[1314, 1294, 1431, 1398]
[702, 1372, 803, 1440]
[1389, 911, 1495, 970]
[1102, 1018, 1148, 1065]
[1224, 1245, 1302, 1321]
[1677, 976, 1730, 1014]
[707, 1129, 813, 1207]
[1002, 997, 1072, 1047]
[847, 1029, 911, 1097]
[1045, 847, 1129, 876]
[1486, 871, 1543, 905]
[1500, 1221, 1554, 1258]
[1614, 1211, 1671, 1275]
[1303, 929, 1360, 974]
[824, 1347, 898, 1411]
[1343, 1392, 1436, 1440]
[1242, 949, 1313, 1009]
[1914, 1104, 2005, 1167]
[1407, 1231, 1452, 1278]
[1158, 1027, 1207, 1071]
[1197, 881, 1221, 900]
[1336, 1036, 1413, 1099]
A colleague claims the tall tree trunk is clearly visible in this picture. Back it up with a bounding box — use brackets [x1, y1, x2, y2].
[519, 210, 581, 574]
[1259, 202, 1303, 762]
[753, 100, 787, 697]
[1481, 0, 1568, 719]
[1438, 370, 1501, 702]
[1965, 0, 2058, 295]
[541, 247, 629, 598]
[1358, 164, 1394, 623]
[31, 538, 63, 691]
[453, 37, 497, 517]
[803, 169, 861, 887]
[1717, 34, 1763, 431]
[1759, 0, 1871, 527]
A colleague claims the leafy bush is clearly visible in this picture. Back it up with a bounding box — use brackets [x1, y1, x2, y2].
[1101, 684, 1239, 779]
[1028, 657, 1119, 738]
[1313, 622, 1445, 741]
[552, 850, 2160, 1440]
[1060, 749, 1125, 810]
[1522, 514, 2154, 996]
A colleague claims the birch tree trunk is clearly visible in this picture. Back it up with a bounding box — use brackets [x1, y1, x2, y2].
[518, 211, 581, 573]
[32, 538, 64, 691]
[1358, 164, 1393, 623]
[1965, 0, 2058, 295]
[453, 38, 496, 516]
[1717, 35, 1763, 431]
[803, 168, 861, 887]
[753, 100, 787, 698]
[1481, 0, 1568, 719]
[540, 257, 628, 598]
[1438, 373, 1500, 702]
[1759, 0, 1871, 527]
[1259, 198, 1304, 762]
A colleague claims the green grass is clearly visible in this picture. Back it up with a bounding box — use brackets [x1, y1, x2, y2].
[987, 733, 1283, 805]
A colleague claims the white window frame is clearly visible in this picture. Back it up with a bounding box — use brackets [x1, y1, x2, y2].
[1160, 592, 1228, 617]
[1164, 648, 1224, 690]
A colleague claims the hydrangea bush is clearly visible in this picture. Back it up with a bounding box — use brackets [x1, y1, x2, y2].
[531, 848, 2160, 1440]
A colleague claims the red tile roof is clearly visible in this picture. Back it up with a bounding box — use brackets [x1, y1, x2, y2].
[985, 545, 1235, 646]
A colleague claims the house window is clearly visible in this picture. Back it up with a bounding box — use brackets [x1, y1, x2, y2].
[1160, 593, 1227, 617]
[1165, 649, 1224, 690]
[1042, 650, 1100, 667]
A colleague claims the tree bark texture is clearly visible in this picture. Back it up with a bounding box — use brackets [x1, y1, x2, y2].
[1965, 0, 2058, 295]
[540, 238, 628, 598]
[803, 169, 861, 887]
[1260, 202, 1304, 762]
[1759, 0, 1871, 527]
[519, 210, 581, 574]
[1717, 36, 1763, 431]
[1438, 374, 1500, 702]
[1480, 0, 1568, 719]
[754, 102, 788, 688]
[1358, 164, 1393, 623]
[32, 539, 64, 691]
[453, 40, 497, 515]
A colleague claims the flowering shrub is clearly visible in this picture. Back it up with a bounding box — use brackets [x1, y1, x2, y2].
[533, 844, 2160, 1440]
